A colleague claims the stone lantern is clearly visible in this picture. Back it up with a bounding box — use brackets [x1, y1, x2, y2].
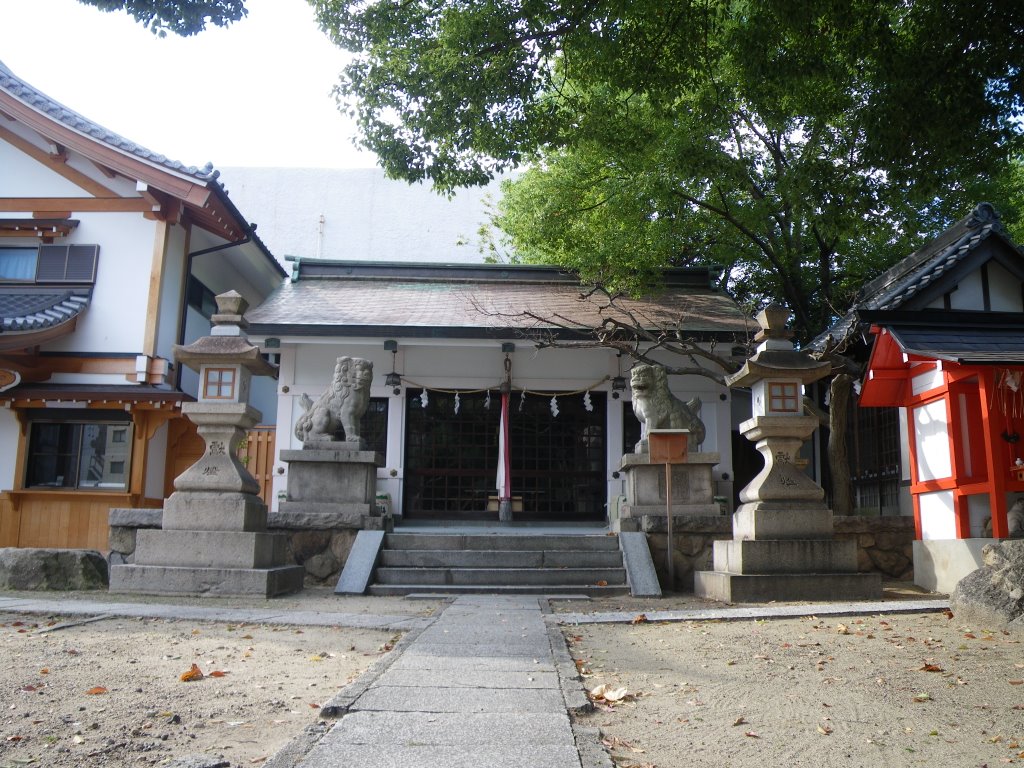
[110, 291, 305, 597]
[693, 305, 881, 602]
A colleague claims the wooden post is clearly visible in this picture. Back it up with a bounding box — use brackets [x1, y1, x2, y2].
[649, 430, 689, 592]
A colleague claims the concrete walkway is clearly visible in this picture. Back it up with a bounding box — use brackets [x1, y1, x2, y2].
[298, 595, 594, 768]
[0, 592, 949, 768]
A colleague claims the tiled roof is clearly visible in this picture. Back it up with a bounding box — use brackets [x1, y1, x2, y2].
[0, 286, 91, 332]
[860, 310, 1024, 365]
[812, 203, 1015, 351]
[0, 60, 213, 182]
[245, 262, 749, 339]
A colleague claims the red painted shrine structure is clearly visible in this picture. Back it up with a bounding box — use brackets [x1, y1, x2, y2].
[827, 204, 1024, 544]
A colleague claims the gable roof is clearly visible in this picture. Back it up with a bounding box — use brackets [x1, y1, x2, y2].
[245, 260, 749, 341]
[0, 61, 284, 280]
[813, 203, 1020, 353]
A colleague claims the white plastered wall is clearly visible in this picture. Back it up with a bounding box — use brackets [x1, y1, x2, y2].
[0, 408, 21, 489]
[265, 337, 732, 517]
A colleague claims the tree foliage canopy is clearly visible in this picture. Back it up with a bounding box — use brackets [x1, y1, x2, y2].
[311, 0, 1024, 340]
[78, 0, 246, 36]
[80, 0, 1024, 340]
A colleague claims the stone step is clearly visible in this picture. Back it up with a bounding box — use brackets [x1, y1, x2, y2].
[367, 583, 630, 597]
[384, 533, 620, 552]
[373, 566, 627, 587]
[379, 549, 623, 569]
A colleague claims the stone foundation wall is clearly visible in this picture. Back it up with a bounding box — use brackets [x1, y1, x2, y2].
[642, 515, 916, 592]
[108, 509, 362, 587]
[109, 512, 916, 591]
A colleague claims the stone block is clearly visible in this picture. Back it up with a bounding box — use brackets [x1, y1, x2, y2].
[109, 508, 162, 528]
[133, 529, 288, 569]
[618, 454, 720, 514]
[0, 548, 108, 591]
[693, 570, 882, 602]
[109, 563, 304, 597]
[271, 503, 370, 529]
[303, 549, 340, 580]
[618, 531, 662, 597]
[336, 530, 386, 594]
[711, 539, 857, 574]
[291, 530, 332, 561]
[108, 526, 137, 556]
[732, 502, 834, 540]
[161, 492, 268, 532]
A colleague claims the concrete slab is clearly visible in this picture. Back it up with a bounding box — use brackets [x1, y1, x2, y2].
[297, 743, 581, 768]
[388, 654, 549, 672]
[372, 668, 560, 689]
[618, 531, 662, 597]
[354, 685, 566, 713]
[312, 710, 573, 746]
[400, 642, 549, 658]
[335, 530, 385, 595]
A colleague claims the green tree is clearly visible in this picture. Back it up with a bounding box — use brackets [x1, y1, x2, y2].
[77, 0, 246, 36]
[314, 0, 1023, 342]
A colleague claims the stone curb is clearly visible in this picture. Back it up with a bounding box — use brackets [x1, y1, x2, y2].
[318, 608, 439, 718]
[549, 598, 950, 626]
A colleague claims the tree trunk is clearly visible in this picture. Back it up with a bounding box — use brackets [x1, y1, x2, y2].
[828, 373, 854, 517]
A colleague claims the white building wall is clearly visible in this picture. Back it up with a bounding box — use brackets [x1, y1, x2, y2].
[0, 409, 20, 488]
[989, 261, 1023, 311]
[218, 167, 508, 266]
[43, 211, 156, 355]
[267, 336, 733, 518]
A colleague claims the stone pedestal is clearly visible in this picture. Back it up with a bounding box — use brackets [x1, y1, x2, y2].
[278, 442, 387, 530]
[110, 403, 304, 597]
[694, 414, 881, 602]
[616, 452, 722, 527]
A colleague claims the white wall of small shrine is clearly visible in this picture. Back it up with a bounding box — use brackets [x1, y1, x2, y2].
[264, 336, 733, 518]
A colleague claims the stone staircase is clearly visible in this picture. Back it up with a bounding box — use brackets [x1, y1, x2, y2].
[365, 532, 631, 596]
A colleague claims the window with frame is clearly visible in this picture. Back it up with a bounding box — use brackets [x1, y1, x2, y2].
[768, 381, 800, 413]
[203, 368, 236, 400]
[0, 244, 99, 283]
[0, 247, 38, 281]
[25, 415, 132, 490]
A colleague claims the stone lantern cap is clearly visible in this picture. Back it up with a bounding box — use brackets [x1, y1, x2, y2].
[726, 304, 830, 388]
[172, 291, 277, 378]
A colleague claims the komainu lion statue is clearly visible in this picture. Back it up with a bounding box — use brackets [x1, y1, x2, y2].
[630, 363, 705, 452]
[294, 357, 373, 444]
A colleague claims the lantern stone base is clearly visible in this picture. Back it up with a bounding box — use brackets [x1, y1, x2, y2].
[279, 443, 386, 529]
[694, 535, 882, 602]
[693, 569, 882, 603]
[617, 452, 722, 522]
[110, 563, 304, 597]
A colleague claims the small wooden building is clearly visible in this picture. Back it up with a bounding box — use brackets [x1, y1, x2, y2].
[823, 203, 1024, 590]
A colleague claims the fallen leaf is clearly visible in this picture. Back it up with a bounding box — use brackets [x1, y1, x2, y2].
[39, 668, 49, 675]
[817, 724, 833, 735]
[84, 686, 107, 695]
[836, 624, 850, 635]
[1009, 680, 1024, 686]
[920, 663, 944, 673]
[732, 716, 747, 726]
[209, 670, 228, 678]
[630, 614, 648, 625]
[179, 663, 204, 682]
[912, 692, 930, 703]
[72, 735, 85, 744]
[596, 580, 609, 587]
[744, 731, 760, 738]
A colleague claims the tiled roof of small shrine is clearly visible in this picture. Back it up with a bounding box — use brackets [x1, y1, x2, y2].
[245, 261, 750, 340]
[813, 203, 1018, 352]
[862, 311, 1024, 364]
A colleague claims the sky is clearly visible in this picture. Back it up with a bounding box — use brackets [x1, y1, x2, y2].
[0, 0, 377, 170]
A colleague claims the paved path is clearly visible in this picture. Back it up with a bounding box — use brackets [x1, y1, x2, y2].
[297, 595, 593, 768]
